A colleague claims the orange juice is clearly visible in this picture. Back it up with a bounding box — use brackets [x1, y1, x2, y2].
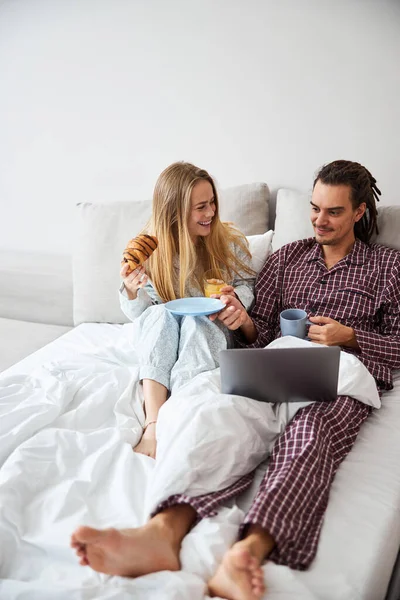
[204, 277, 226, 298]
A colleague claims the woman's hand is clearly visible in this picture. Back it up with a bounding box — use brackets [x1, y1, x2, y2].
[210, 294, 249, 330]
[214, 285, 236, 298]
[120, 263, 148, 300]
[133, 423, 157, 459]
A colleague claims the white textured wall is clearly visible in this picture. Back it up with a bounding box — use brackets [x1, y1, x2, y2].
[1, 0, 399, 255]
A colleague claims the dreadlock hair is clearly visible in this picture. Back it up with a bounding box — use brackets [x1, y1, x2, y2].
[313, 160, 381, 244]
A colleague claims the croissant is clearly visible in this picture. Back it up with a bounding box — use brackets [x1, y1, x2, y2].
[122, 234, 158, 271]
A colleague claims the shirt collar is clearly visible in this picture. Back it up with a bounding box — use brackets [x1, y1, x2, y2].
[346, 238, 372, 265]
[306, 237, 371, 265]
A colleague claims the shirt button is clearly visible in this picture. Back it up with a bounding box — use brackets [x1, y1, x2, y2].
[320, 279, 327, 284]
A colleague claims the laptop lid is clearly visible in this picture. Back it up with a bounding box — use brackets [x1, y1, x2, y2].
[219, 346, 340, 403]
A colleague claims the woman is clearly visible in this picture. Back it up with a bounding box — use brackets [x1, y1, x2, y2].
[119, 161, 255, 458]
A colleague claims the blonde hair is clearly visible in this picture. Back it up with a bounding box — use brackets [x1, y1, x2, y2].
[143, 161, 254, 302]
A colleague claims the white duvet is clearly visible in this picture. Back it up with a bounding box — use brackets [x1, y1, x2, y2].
[0, 324, 397, 600]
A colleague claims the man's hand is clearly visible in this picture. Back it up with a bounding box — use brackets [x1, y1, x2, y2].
[308, 316, 360, 350]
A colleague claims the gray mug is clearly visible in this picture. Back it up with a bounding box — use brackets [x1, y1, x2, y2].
[280, 309, 312, 339]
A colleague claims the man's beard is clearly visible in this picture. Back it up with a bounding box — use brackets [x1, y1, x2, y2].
[318, 238, 336, 245]
[314, 228, 336, 245]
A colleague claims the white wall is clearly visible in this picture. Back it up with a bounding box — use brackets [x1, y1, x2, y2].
[1, 0, 399, 255]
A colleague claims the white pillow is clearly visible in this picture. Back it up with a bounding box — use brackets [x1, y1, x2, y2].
[372, 206, 400, 250]
[272, 188, 400, 252]
[247, 230, 274, 274]
[73, 200, 152, 326]
[73, 183, 270, 325]
[272, 188, 314, 252]
[219, 182, 270, 235]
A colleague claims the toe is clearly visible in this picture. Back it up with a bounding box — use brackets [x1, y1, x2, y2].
[248, 556, 258, 570]
[253, 578, 265, 596]
[255, 585, 265, 598]
[74, 525, 108, 544]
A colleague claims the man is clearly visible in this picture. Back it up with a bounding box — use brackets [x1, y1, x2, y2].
[71, 160, 400, 600]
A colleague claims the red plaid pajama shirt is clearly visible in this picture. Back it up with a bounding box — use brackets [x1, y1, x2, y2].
[153, 238, 400, 569]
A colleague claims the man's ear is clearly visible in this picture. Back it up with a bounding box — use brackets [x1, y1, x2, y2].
[354, 202, 367, 222]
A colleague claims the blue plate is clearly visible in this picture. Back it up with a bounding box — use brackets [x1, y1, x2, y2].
[165, 297, 225, 317]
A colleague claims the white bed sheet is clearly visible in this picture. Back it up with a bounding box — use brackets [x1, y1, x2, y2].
[0, 323, 399, 600]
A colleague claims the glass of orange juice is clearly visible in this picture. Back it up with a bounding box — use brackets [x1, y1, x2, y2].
[203, 269, 230, 298]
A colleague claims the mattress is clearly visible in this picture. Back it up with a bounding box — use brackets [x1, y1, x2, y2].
[0, 323, 399, 600]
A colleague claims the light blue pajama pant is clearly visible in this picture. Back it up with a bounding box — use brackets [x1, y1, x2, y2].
[132, 304, 228, 391]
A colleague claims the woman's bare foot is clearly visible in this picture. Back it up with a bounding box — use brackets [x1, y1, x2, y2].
[70, 522, 179, 577]
[133, 427, 157, 458]
[208, 543, 265, 600]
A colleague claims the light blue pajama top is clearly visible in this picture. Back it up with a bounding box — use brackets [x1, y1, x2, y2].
[119, 244, 255, 336]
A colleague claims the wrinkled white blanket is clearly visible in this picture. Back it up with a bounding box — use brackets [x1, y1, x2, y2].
[148, 335, 380, 514]
[0, 327, 380, 600]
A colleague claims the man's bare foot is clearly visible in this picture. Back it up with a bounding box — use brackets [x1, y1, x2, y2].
[208, 543, 265, 600]
[70, 522, 180, 577]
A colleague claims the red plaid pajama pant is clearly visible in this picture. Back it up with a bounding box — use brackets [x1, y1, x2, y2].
[153, 395, 371, 569]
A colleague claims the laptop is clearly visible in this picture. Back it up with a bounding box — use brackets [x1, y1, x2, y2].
[219, 346, 340, 403]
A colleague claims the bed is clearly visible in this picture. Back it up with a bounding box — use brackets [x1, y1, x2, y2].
[0, 321, 399, 600]
[1, 186, 400, 600]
